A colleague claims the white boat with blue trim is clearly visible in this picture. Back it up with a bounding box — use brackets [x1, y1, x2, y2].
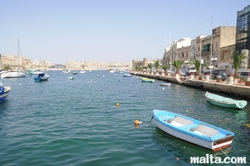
[152, 110, 234, 152]
[0, 82, 11, 102]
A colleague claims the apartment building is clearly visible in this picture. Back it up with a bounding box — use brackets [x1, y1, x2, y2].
[199, 26, 236, 72]
[236, 5, 250, 68]
[162, 37, 192, 65]
[161, 26, 236, 74]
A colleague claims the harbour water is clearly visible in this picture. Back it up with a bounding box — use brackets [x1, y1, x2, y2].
[0, 70, 249, 166]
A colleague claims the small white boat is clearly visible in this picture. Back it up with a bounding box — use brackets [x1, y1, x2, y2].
[79, 70, 86, 74]
[123, 74, 132, 77]
[152, 110, 234, 152]
[160, 82, 171, 86]
[68, 75, 75, 80]
[1, 71, 26, 78]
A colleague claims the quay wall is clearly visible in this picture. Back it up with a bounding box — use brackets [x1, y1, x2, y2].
[131, 72, 250, 99]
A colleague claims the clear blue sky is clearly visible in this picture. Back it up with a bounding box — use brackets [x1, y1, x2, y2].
[0, 0, 248, 64]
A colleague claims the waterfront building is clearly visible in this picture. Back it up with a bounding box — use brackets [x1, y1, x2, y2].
[236, 5, 250, 68]
[199, 26, 236, 74]
[132, 58, 148, 70]
[161, 26, 236, 74]
[162, 37, 192, 66]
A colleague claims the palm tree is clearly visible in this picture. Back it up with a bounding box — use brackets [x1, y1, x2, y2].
[161, 65, 170, 75]
[172, 60, 184, 74]
[153, 60, 161, 74]
[189, 59, 208, 75]
[147, 63, 153, 73]
[232, 50, 248, 78]
[143, 66, 148, 73]
[135, 66, 140, 73]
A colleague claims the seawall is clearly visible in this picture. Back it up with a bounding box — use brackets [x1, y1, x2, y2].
[131, 72, 250, 99]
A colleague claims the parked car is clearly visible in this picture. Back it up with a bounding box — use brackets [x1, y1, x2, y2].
[211, 69, 227, 81]
[186, 67, 196, 75]
[238, 69, 250, 78]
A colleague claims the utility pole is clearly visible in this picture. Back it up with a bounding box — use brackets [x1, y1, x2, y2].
[210, 16, 213, 75]
[200, 23, 202, 75]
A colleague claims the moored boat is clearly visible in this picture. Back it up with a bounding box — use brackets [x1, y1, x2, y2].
[79, 70, 86, 74]
[1, 71, 26, 78]
[34, 73, 50, 82]
[68, 75, 75, 80]
[123, 73, 132, 77]
[152, 110, 234, 152]
[141, 77, 155, 83]
[160, 82, 171, 86]
[205, 91, 247, 109]
[0, 82, 11, 102]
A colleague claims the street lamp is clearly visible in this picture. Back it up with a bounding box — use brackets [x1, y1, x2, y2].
[200, 59, 203, 74]
[211, 57, 217, 70]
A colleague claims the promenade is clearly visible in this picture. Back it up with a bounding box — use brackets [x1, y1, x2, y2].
[131, 72, 250, 99]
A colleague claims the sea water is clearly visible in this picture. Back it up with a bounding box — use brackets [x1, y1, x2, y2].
[0, 70, 249, 166]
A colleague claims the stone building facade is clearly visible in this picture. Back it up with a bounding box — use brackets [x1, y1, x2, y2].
[132, 58, 148, 70]
[160, 26, 237, 74]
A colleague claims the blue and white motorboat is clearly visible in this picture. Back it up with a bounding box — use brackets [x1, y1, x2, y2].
[0, 82, 11, 102]
[152, 110, 234, 151]
[34, 73, 50, 82]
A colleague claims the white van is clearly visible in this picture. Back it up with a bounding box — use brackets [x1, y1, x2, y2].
[238, 69, 250, 78]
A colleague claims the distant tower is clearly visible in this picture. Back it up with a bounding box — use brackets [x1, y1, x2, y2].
[0, 53, 3, 70]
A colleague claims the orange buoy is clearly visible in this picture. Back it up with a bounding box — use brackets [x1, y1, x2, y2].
[134, 120, 140, 125]
[116, 103, 120, 107]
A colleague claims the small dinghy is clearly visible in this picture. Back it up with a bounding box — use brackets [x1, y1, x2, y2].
[152, 110, 234, 151]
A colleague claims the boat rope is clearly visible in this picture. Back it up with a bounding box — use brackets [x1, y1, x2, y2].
[211, 137, 238, 166]
[148, 116, 154, 124]
[203, 96, 207, 103]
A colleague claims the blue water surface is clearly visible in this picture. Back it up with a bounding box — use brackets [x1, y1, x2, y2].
[0, 70, 249, 166]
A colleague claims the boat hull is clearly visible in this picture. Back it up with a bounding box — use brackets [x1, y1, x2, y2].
[205, 92, 247, 109]
[34, 77, 49, 82]
[153, 110, 234, 151]
[0, 93, 8, 102]
[1, 72, 26, 78]
[141, 78, 155, 83]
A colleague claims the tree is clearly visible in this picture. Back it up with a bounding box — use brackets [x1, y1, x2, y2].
[172, 60, 184, 74]
[135, 66, 140, 72]
[3, 65, 10, 71]
[161, 65, 170, 74]
[232, 50, 248, 78]
[153, 60, 161, 73]
[189, 59, 208, 75]
[147, 63, 153, 73]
